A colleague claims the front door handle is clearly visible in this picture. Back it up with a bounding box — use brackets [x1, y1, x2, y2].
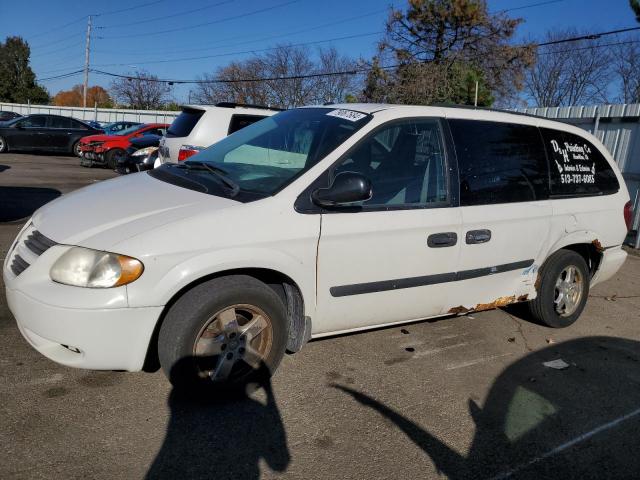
[427, 232, 457, 248]
[466, 229, 492, 244]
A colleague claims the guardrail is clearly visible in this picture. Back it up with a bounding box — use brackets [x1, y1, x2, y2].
[0, 102, 179, 124]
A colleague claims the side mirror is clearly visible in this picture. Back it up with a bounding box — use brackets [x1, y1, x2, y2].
[311, 171, 372, 208]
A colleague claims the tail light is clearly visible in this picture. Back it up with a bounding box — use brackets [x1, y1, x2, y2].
[178, 145, 203, 162]
[624, 201, 633, 231]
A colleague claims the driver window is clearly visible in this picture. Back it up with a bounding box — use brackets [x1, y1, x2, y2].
[333, 118, 448, 207]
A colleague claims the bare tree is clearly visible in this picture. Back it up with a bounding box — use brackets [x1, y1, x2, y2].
[313, 47, 358, 104]
[190, 45, 358, 108]
[110, 71, 172, 109]
[525, 30, 612, 107]
[610, 37, 640, 104]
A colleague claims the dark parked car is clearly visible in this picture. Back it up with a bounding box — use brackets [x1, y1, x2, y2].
[0, 114, 103, 155]
[116, 134, 161, 174]
[0, 111, 21, 122]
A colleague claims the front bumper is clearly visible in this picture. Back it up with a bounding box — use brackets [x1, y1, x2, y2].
[6, 286, 162, 371]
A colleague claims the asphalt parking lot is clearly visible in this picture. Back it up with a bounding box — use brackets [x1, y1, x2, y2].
[1, 153, 640, 480]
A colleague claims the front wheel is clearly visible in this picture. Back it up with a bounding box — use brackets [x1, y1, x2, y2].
[527, 249, 589, 328]
[105, 148, 125, 170]
[0, 135, 7, 153]
[158, 275, 289, 393]
[72, 141, 82, 157]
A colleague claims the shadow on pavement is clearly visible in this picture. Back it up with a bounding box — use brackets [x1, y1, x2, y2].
[0, 164, 9, 172]
[335, 336, 640, 479]
[0, 186, 61, 222]
[147, 358, 290, 480]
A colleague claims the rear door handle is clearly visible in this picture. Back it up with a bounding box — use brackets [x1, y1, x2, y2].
[466, 229, 492, 244]
[427, 232, 457, 248]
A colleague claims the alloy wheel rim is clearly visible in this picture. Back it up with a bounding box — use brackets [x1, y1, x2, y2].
[554, 265, 584, 317]
[192, 304, 273, 383]
[0, 138, 4, 150]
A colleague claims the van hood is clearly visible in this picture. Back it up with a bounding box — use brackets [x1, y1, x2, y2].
[32, 172, 239, 250]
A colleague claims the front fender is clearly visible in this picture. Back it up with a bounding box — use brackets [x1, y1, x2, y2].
[126, 246, 316, 318]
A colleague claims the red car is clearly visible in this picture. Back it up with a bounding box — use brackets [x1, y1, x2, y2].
[79, 123, 168, 169]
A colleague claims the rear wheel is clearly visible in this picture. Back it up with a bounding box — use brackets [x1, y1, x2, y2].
[0, 136, 7, 153]
[105, 148, 125, 170]
[158, 275, 289, 393]
[528, 249, 589, 328]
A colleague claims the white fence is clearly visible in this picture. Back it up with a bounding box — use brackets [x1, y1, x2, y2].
[0, 102, 179, 125]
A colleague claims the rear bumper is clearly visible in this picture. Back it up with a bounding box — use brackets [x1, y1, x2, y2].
[6, 286, 162, 371]
[591, 245, 628, 287]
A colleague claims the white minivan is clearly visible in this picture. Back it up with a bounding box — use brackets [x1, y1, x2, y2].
[4, 104, 632, 392]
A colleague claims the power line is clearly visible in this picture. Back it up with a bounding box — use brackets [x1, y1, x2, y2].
[538, 26, 640, 46]
[30, 31, 84, 50]
[500, 0, 564, 13]
[26, 15, 88, 41]
[93, 6, 391, 57]
[538, 38, 640, 55]
[38, 25, 640, 86]
[38, 70, 86, 82]
[97, 0, 233, 29]
[91, 31, 382, 67]
[93, 0, 166, 17]
[98, 0, 302, 39]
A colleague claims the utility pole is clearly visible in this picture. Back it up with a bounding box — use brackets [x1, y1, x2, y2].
[474, 80, 479, 107]
[83, 15, 93, 108]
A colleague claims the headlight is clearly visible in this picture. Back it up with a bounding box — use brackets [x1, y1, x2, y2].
[50, 247, 144, 288]
[132, 146, 158, 157]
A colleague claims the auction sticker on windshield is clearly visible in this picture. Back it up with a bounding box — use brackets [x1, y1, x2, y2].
[326, 109, 368, 122]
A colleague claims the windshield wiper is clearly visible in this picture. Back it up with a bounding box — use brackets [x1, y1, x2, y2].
[179, 161, 240, 196]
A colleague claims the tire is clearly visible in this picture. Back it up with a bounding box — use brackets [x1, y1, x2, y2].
[158, 275, 289, 394]
[527, 249, 589, 328]
[0, 135, 7, 153]
[72, 141, 82, 157]
[105, 149, 125, 170]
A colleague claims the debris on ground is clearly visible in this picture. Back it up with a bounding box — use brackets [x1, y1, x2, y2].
[400, 328, 410, 335]
[543, 359, 570, 370]
[605, 294, 618, 301]
[507, 337, 516, 343]
[546, 338, 555, 344]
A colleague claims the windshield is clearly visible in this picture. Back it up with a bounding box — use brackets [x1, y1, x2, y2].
[116, 124, 146, 136]
[168, 108, 372, 197]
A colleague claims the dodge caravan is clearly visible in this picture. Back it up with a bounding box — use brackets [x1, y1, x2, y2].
[4, 104, 631, 392]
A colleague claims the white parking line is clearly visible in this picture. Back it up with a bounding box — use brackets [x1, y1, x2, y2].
[445, 352, 512, 370]
[489, 406, 640, 479]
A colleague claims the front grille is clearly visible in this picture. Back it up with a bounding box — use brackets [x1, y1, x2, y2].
[10, 254, 29, 276]
[9, 229, 58, 278]
[24, 230, 56, 256]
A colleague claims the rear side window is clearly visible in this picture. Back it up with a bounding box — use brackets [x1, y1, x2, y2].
[228, 114, 267, 134]
[48, 116, 73, 128]
[167, 108, 204, 137]
[540, 128, 619, 196]
[449, 119, 549, 206]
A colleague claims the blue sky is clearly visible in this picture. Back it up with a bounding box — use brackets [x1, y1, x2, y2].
[0, 0, 637, 103]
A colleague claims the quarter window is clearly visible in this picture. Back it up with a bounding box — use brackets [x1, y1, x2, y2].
[332, 119, 448, 207]
[48, 116, 73, 128]
[449, 120, 549, 206]
[228, 114, 267, 134]
[540, 128, 619, 196]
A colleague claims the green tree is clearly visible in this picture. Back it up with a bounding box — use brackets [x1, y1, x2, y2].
[631, 0, 640, 22]
[369, 0, 534, 106]
[0, 36, 49, 104]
